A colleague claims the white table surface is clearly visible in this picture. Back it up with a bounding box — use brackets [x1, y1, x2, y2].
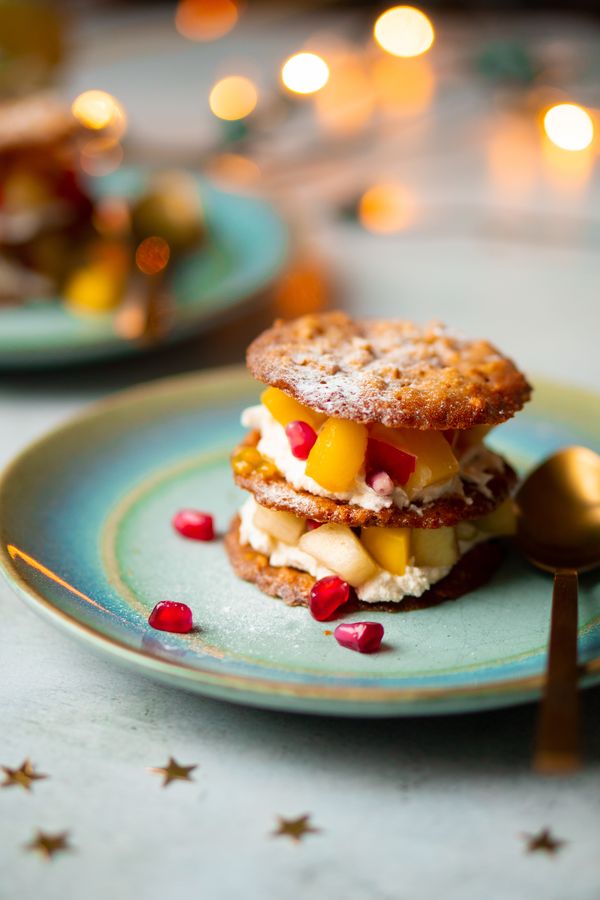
[2, 6, 600, 899]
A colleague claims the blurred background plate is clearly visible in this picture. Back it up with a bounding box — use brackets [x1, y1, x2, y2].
[0, 169, 289, 370]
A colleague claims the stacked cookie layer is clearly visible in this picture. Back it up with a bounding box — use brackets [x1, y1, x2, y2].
[226, 312, 531, 610]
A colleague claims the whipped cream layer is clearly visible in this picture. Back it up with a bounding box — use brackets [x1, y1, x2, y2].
[239, 496, 485, 603]
[241, 404, 503, 513]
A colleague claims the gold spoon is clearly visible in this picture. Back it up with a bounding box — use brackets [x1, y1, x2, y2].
[516, 446, 600, 774]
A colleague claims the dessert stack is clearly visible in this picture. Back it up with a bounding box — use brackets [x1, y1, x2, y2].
[226, 312, 531, 611]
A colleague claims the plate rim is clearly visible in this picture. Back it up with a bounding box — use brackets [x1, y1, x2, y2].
[1, 366, 600, 714]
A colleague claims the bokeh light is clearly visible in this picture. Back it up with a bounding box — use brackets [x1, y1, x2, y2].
[135, 236, 171, 275]
[93, 198, 131, 237]
[543, 103, 594, 151]
[372, 56, 435, 115]
[358, 183, 417, 234]
[315, 53, 374, 136]
[175, 0, 238, 42]
[209, 75, 258, 120]
[71, 90, 126, 138]
[374, 6, 435, 58]
[281, 52, 330, 95]
[79, 138, 124, 176]
[205, 153, 261, 186]
[486, 115, 538, 196]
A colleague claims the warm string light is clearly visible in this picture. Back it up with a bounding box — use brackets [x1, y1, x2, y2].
[374, 6, 435, 58]
[175, 0, 238, 42]
[358, 183, 417, 234]
[372, 56, 435, 116]
[71, 90, 127, 138]
[543, 103, 594, 151]
[209, 75, 258, 120]
[281, 52, 330, 95]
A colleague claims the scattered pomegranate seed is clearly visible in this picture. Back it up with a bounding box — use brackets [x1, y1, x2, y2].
[334, 622, 384, 654]
[309, 575, 350, 621]
[148, 601, 193, 634]
[285, 420, 318, 460]
[172, 509, 215, 541]
[306, 519, 322, 531]
[366, 470, 394, 496]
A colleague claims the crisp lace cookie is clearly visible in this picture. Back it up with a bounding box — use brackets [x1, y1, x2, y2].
[247, 312, 531, 430]
[231, 432, 517, 528]
[225, 516, 505, 611]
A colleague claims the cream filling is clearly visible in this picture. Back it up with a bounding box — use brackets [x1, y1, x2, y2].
[239, 496, 486, 604]
[241, 405, 501, 512]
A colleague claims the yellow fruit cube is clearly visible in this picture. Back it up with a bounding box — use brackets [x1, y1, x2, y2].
[455, 520, 478, 542]
[412, 527, 459, 568]
[298, 523, 379, 586]
[370, 424, 459, 498]
[65, 263, 123, 314]
[361, 527, 410, 576]
[261, 386, 326, 431]
[476, 499, 516, 536]
[305, 418, 368, 492]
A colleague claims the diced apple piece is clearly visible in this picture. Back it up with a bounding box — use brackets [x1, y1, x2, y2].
[370, 424, 459, 498]
[455, 520, 478, 542]
[412, 527, 459, 568]
[253, 504, 305, 545]
[305, 418, 368, 492]
[475, 499, 516, 536]
[454, 425, 494, 457]
[366, 439, 416, 486]
[361, 527, 410, 576]
[261, 386, 326, 431]
[299, 523, 379, 586]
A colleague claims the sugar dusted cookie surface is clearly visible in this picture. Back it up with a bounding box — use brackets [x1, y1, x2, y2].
[247, 312, 531, 430]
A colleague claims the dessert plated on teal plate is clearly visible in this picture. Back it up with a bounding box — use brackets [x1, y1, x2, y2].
[0, 367, 599, 716]
[0, 167, 288, 369]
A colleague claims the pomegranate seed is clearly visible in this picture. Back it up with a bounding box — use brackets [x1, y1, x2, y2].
[334, 622, 384, 654]
[172, 509, 215, 541]
[306, 519, 322, 531]
[309, 575, 350, 621]
[285, 420, 318, 460]
[366, 470, 394, 496]
[148, 601, 193, 634]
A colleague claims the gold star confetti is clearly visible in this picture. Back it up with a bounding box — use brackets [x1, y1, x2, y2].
[272, 814, 320, 843]
[25, 830, 72, 860]
[522, 828, 566, 855]
[148, 757, 197, 787]
[1, 759, 48, 792]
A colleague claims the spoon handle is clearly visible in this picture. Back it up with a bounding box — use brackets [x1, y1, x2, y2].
[534, 570, 581, 774]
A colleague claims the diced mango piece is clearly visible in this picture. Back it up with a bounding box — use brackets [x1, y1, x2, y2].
[299, 523, 379, 586]
[412, 527, 459, 568]
[253, 504, 305, 545]
[305, 418, 368, 492]
[475, 499, 516, 536]
[361, 527, 410, 576]
[261, 386, 326, 431]
[370, 424, 459, 498]
[65, 263, 124, 314]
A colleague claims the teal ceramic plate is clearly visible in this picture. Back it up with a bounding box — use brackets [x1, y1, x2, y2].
[1, 368, 599, 716]
[0, 170, 288, 369]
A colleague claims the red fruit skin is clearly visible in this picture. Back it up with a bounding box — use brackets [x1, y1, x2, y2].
[366, 439, 416, 486]
[306, 519, 322, 531]
[148, 601, 193, 634]
[309, 576, 350, 621]
[172, 509, 215, 541]
[285, 420, 318, 460]
[333, 622, 384, 653]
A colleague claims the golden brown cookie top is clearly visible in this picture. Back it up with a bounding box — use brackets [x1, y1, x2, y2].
[247, 312, 531, 429]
